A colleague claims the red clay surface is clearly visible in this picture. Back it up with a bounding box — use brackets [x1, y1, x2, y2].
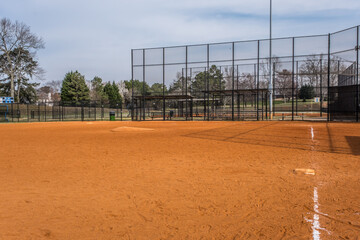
[0, 121, 359, 239]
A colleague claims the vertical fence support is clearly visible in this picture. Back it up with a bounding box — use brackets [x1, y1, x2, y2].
[120, 103, 122, 121]
[94, 102, 96, 121]
[320, 58, 323, 118]
[163, 47, 166, 121]
[38, 103, 40, 122]
[296, 61, 299, 116]
[273, 62, 276, 118]
[356, 26, 359, 122]
[232, 42, 235, 121]
[185, 46, 188, 121]
[327, 33, 331, 122]
[142, 49, 146, 121]
[203, 67, 206, 121]
[27, 104, 29, 122]
[257, 40, 260, 121]
[292, 37, 295, 121]
[131, 49, 134, 121]
[237, 65, 240, 120]
[207, 44, 210, 121]
[44, 101, 47, 122]
[256, 64, 259, 121]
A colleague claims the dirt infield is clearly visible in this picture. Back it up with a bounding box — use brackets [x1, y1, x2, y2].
[0, 121, 359, 239]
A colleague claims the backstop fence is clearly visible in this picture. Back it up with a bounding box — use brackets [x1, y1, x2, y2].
[131, 25, 360, 122]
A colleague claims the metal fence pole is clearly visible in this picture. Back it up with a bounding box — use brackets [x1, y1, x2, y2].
[27, 104, 29, 122]
[320, 58, 323, 117]
[207, 44, 210, 121]
[273, 62, 276, 118]
[203, 67, 206, 121]
[163, 47, 166, 121]
[257, 40, 260, 121]
[356, 26, 359, 122]
[37, 103, 40, 122]
[185, 46, 188, 121]
[232, 42, 235, 121]
[94, 101, 96, 121]
[327, 33, 331, 122]
[10, 103, 13, 122]
[292, 37, 295, 121]
[237, 65, 240, 120]
[143, 49, 146, 121]
[17, 103, 20, 122]
[296, 61, 298, 116]
[131, 49, 134, 121]
[254, 65, 260, 121]
[45, 101, 47, 122]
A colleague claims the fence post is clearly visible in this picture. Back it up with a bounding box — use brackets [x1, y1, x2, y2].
[17, 103, 20, 122]
[131, 50, 134, 121]
[94, 101, 96, 121]
[257, 40, 260, 121]
[327, 33, 331, 122]
[38, 103, 40, 122]
[203, 67, 207, 121]
[232, 42, 235, 121]
[142, 49, 146, 121]
[185, 46, 188, 121]
[11, 102, 13, 122]
[356, 26, 359, 122]
[163, 47, 166, 121]
[45, 100, 47, 122]
[27, 104, 29, 122]
[273, 62, 276, 118]
[292, 37, 295, 121]
[81, 102, 84, 121]
[207, 44, 210, 121]
[296, 61, 299, 116]
[320, 58, 323, 117]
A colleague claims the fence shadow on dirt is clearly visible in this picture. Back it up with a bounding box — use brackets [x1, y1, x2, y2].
[184, 122, 358, 155]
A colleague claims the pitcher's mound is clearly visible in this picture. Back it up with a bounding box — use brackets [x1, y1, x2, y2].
[111, 126, 154, 132]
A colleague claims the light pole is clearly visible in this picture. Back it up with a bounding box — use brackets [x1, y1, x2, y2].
[269, 0, 273, 119]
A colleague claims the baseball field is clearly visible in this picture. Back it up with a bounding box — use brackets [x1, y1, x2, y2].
[0, 121, 359, 239]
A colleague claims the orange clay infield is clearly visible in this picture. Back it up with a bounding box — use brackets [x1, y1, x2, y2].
[0, 121, 360, 239]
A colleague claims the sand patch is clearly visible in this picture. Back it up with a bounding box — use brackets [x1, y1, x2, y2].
[111, 126, 154, 132]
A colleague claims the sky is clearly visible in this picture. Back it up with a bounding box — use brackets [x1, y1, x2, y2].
[1, 0, 359, 84]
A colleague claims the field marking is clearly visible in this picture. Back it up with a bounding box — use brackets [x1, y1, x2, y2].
[310, 126, 321, 240]
[312, 187, 321, 240]
[311, 127, 314, 141]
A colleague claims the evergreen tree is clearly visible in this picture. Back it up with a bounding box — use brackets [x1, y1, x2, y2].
[192, 65, 224, 92]
[150, 83, 167, 94]
[90, 76, 108, 102]
[60, 71, 90, 103]
[124, 79, 150, 95]
[298, 84, 315, 102]
[104, 81, 122, 108]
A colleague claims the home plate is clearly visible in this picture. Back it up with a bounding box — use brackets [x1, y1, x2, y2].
[293, 168, 315, 175]
[111, 126, 154, 132]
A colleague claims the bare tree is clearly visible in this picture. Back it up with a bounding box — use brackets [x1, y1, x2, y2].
[276, 69, 293, 102]
[46, 80, 62, 94]
[0, 18, 44, 100]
